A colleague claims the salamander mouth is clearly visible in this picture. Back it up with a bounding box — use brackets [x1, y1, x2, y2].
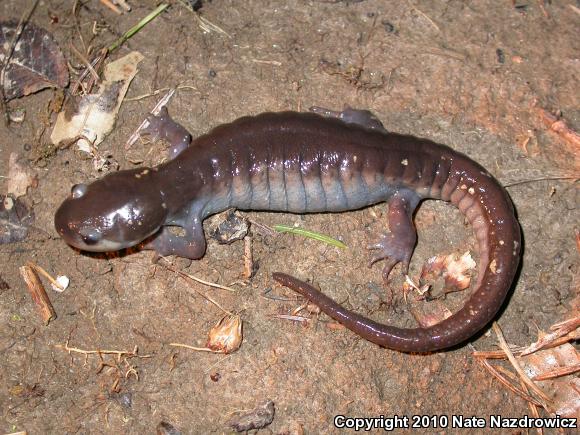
[74, 238, 126, 252]
[59, 224, 162, 253]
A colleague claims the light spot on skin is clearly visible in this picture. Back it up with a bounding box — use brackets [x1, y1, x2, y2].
[401, 159, 408, 166]
[490, 259, 497, 274]
[499, 240, 504, 245]
[353, 155, 357, 163]
[468, 187, 475, 194]
[460, 184, 467, 190]
[141, 169, 149, 175]
[135, 174, 141, 178]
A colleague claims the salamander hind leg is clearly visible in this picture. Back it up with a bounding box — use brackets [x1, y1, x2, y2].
[368, 191, 420, 281]
[142, 106, 192, 159]
[309, 106, 387, 131]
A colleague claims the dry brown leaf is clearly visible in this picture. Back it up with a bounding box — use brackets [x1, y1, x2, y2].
[156, 420, 182, 435]
[405, 251, 475, 326]
[227, 400, 275, 432]
[410, 300, 453, 327]
[517, 344, 580, 418]
[0, 195, 34, 244]
[7, 152, 37, 198]
[209, 210, 249, 244]
[0, 20, 68, 100]
[421, 251, 476, 296]
[569, 293, 580, 312]
[207, 314, 243, 354]
[50, 51, 144, 154]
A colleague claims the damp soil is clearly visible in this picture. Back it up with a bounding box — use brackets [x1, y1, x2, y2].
[1, 1, 578, 433]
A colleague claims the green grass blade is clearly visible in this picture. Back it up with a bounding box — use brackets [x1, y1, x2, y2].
[109, 4, 169, 53]
[273, 225, 347, 249]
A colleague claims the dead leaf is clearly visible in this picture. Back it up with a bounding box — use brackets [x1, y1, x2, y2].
[410, 300, 453, 327]
[0, 20, 68, 100]
[0, 195, 34, 244]
[50, 51, 144, 154]
[518, 344, 580, 417]
[227, 400, 275, 432]
[0, 275, 9, 291]
[7, 152, 37, 198]
[421, 251, 476, 296]
[405, 251, 475, 326]
[209, 210, 249, 244]
[156, 421, 182, 435]
[207, 314, 243, 354]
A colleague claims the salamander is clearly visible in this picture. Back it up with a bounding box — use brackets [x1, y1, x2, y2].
[54, 107, 521, 352]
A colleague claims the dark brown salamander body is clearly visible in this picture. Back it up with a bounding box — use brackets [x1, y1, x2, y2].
[55, 108, 521, 352]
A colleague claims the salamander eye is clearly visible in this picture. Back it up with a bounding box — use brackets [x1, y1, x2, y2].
[71, 184, 88, 199]
[79, 228, 101, 246]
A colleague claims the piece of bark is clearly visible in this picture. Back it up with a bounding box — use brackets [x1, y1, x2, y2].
[19, 265, 56, 325]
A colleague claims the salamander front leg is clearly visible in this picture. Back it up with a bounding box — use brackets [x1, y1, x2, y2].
[142, 106, 192, 159]
[368, 191, 420, 281]
[309, 106, 386, 131]
[145, 220, 206, 259]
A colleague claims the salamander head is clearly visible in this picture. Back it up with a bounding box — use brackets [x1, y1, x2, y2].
[55, 168, 168, 252]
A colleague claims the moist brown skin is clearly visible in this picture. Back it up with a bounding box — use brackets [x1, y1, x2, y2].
[55, 109, 521, 352]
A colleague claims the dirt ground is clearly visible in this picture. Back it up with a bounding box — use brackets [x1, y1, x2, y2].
[1, 0, 578, 433]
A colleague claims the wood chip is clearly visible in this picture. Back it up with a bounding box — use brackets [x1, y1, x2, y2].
[19, 265, 56, 325]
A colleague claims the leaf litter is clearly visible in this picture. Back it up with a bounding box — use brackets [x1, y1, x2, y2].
[0, 20, 68, 100]
[50, 51, 144, 158]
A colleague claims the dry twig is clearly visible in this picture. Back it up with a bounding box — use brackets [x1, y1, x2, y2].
[19, 264, 56, 324]
[531, 363, 580, 382]
[169, 343, 226, 353]
[57, 340, 152, 360]
[158, 258, 235, 315]
[536, 107, 580, 154]
[521, 316, 580, 356]
[125, 88, 175, 150]
[100, 0, 122, 14]
[475, 357, 543, 407]
[491, 323, 553, 410]
[243, 235, 254, 279]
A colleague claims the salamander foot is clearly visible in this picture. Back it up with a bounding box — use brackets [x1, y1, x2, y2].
[142, 106, 192, 159]
[368, 192, 419, 281]
[142, 223, 206, 260]
[368, 232, 415, 281]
